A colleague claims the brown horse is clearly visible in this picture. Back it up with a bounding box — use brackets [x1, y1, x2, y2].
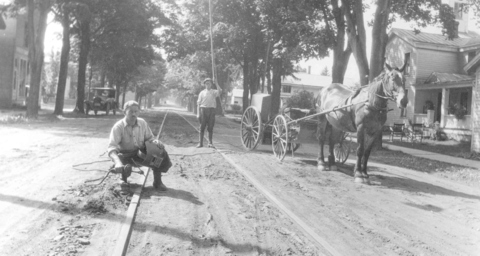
[316, 64, 408, 184]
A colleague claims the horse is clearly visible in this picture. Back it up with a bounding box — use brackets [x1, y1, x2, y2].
[316, 63, 408, 184]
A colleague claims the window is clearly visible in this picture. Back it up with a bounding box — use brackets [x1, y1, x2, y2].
[455, 3, 464, 19]
[282, 85, 291, 93]
[460, 92, 469, 114]
[13, 71, 17, 89]
[468, 51, 476, 63]
[400, 89, 408, 117]
[404, 53, 411, 75]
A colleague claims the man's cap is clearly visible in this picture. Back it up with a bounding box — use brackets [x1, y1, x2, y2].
[123, 100, 139, 111]
[203, 78, 213, 84]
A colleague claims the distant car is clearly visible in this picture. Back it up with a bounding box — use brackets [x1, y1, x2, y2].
[84, 87, 118, 115]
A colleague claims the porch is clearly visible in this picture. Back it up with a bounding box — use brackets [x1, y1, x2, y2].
[412, 76, 473, 141]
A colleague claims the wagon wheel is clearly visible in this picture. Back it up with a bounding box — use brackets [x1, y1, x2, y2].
[334, 133, 351, 164]
[272, 115, 288, 161]
[240, 106, 263, 151]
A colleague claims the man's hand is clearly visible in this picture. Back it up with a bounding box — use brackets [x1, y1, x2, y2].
[197, 114, 201, 123]
[109, 151, 124, 174]
[152, 139, 165, 150]
[113, 163, 125, 174]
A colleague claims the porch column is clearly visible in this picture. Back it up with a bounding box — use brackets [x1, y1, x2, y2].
[472, 68, 480, 153]
[440, 88, 449, 128]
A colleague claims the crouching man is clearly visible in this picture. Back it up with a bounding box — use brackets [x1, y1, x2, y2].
[107, 100, 172, 191]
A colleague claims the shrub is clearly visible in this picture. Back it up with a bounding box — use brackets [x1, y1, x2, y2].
[448, 103, 467, 119]
[286, 90, 315, 109]
[231, 104, 242, 112]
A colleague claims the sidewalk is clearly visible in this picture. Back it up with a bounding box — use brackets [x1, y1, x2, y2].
[348, 136, 479, 169]
[381, 143, 479, 169]
[221, 113, 479, 169]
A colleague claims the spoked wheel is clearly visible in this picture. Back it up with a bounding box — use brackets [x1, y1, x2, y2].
[334, 133, 351, 164]
[240, 106, 263, 150]
[272, 115, 288, 161]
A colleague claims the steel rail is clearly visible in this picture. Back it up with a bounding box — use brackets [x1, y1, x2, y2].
[177, 112, 342, 256]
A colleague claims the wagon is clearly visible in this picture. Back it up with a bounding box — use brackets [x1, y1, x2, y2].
[240, 94, 352, 162]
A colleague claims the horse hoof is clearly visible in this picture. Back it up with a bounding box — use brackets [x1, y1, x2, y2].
[363, 177, 371, 185]
[317, 165, 327, 171]
[329, 165, 337, 172]
[354, 177, 365, 183]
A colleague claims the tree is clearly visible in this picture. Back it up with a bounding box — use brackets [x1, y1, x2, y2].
[320, 66, 330, 76]
[53, 1, 74, 115]
[256, 0, 330, 116]
[26, 0, 54, 118]
[130, 57, 167, 107]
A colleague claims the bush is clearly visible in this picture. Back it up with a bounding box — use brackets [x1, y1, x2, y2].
[231, 104, 241, 112]
[286, 90, 315, 109]
[448, 103, 467, 119]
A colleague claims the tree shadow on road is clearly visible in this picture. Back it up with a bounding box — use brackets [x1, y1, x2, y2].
[0, 193, 273, 254]
[141, 187, 204, 205]
[132, 221, 275, 255]
[368, 166, 480, 201]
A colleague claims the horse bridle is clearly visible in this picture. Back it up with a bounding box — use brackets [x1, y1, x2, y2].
[377, 70, 403, 102]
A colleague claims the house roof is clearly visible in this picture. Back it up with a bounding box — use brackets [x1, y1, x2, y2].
[282, 73, 331, 88]
[281, 73, 356, 88]
[389, 28, 475, 49]
[231, 88, 243, 97]
[423, 72, 474, 84]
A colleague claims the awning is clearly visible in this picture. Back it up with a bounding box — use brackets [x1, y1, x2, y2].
[423, 72, 473, 84]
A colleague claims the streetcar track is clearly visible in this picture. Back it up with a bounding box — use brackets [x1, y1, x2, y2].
[175, 111, 342, 256]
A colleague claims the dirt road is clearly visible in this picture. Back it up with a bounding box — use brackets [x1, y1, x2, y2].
[0, 106, 479, 256]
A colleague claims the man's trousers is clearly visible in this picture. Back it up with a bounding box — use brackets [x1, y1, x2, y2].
[199, 107, 216, 145]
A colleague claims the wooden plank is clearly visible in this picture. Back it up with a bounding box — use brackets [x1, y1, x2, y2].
[112, 169, 150, 256]
[112, 110, 169, 256]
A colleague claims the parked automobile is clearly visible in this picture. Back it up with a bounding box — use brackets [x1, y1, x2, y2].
[84, 87, 118, 115]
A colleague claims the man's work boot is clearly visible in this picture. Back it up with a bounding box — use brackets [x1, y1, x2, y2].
[197, 131, 204, 148]
[153, 171, 167, 191]
[207, 132, 214, 148]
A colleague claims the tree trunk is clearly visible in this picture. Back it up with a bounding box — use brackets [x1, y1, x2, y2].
[74, 20, 90, 113]
[330, 1, 351, 84]
[266, 63, 271, 94]
[369, 0, 391, 82]
[270, 58, 282, 117]
[242, 52, 250, 112]
[26, 0, 52, 118]
[343, 0, 369, 86]
[370, 0, 392, 150]
[54, 10, 71, 115]
[122, 80, 128, 108]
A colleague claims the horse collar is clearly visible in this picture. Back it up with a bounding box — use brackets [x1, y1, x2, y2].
[365, 102, 388, 113]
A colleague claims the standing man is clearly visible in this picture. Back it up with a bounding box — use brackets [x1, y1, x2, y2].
[197, 78, 222, 148]
[108, 100, 172, 191]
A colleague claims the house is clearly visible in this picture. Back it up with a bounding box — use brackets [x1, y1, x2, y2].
[0, 9, 30, 108]
[228, 88, 244, 107]
[464, 52, 480, 152]
[384, 0, 480, 147]
[280, 72, 356, 106]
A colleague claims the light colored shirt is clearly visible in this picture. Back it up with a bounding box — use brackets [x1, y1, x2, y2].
[107, 117, 154, 155]
[197, 89, 220, 108]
